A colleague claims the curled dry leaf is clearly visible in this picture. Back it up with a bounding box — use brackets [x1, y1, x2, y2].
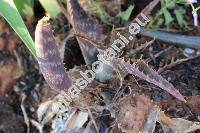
[37, 100, 54, 123]
[116, 94, 199, 133]
[142, 107, 160, 133]
[0, 60, 22, 95]
[159, 111, 200, 133]
[116, 94, 155, 133]
[37, 97, 70, 125]
[66, 110, 89, 131]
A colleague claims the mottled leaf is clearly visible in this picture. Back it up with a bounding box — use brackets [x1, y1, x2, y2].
[35, 16, 72, 92]
[112, 59, 186, 102]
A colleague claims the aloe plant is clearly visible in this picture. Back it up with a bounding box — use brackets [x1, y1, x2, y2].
[66, 0, 186, 102]
[0, 0, 186, 103]
[35, 16, 72, 94]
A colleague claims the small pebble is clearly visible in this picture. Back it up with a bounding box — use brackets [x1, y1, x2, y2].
[183, 48, 196, 57]
[32, 91, 40, 102]
[14, 86, 21, 92]
[149, 46, 153, 51]
[30, 106, 35, 112]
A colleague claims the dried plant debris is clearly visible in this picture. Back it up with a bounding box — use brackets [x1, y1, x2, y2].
[115, 94, 200, 133]
[65, 110, 88, 131]
[36, 93, 95, 132]
[116, 94, 156, 133]
[37, 100, 55, 124]
[0, 59, 23, 95]
[159, 111, 200, 133]
[142, 107, 160, 133]
[0, 101, 25, 133]
[0, 18, 19, 53]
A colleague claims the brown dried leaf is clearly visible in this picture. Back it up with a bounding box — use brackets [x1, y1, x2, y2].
[66, 110, 88, 131]
[187, 95, 200, 108]
[156, 95, 200, 116]
[0, 37, 7, 51]
[7, 36, 19, 52]
[0, 18, 7, 32]
[159, 112, 200, 133]
[72, 90, 95, 108]
[0, 36, 19, 52]
[142, 107, 160, 133]
[0, 18, 19, 53]
[0, 60, 22, 95]
[117, 94, 155, 133]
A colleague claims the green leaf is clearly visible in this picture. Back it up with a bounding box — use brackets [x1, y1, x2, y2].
[14, 0, 34, 18]
[155, 18, 164, 28]
[90, 0, 111, 24]
[163, 8, 174, 25]
[118, 5, 134, 21]
[165, 0, 176, 9]
[0, 0, 36, 57]
[174, 7, 185, 27]
[39, 0, 61, 18]
[175, 0, 188, 4]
